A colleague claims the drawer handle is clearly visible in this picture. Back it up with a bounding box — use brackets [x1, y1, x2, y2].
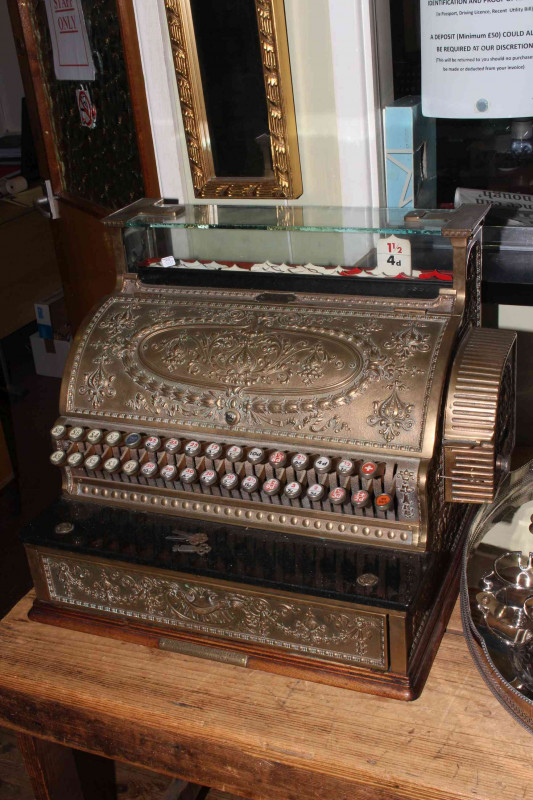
[158, 638, 249, 667]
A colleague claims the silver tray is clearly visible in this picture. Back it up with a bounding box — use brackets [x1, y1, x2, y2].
[462, 460, 533, 732]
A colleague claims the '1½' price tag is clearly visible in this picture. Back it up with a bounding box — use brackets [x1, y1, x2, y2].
[376, 235, 412, 277]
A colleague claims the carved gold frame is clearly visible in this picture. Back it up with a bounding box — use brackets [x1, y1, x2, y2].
[164, 0, 303, 198]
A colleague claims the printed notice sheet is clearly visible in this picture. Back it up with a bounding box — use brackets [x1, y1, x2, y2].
[421, 0, 533, 118]
[44, 0, 95, 81]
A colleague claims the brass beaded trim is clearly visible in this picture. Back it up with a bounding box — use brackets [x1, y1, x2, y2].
[77, 481, 414, 545]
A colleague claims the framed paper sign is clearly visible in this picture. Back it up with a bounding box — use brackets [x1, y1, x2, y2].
[421, 0, 533, 118]
[44, 0, 96, 81]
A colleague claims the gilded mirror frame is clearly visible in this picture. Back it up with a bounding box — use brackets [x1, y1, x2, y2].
[164, 0, 303, 198]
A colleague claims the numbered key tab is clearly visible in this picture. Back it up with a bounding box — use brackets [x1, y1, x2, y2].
[200, 469, 218, 487]
[337, 458, 355, 477]
[180, 467, 198, 484]
[104, 431, 122, 447]
[50, 450, 67, 466]
[226, 445, 244, 463]
[122, 459, 140, 476]
[164, 438, 181, 454]
[140, 461, 159, 479]
[376, 234, 412, 277]
[329, 486, 347, 505]
[269, 450, 287, 468]
[247, 447, 265, 465]
[84, 454, 102, 471]
[145, 435, 162, 453]
[50, 424, 66, 440]
[313, 456, 331, 474]
[263, 478, 281, 496]
[291, 453, 310, 471]
[160, 464, 177, 481]
[103, 457, 121, 474]
[221, 472, 239, 491]
[360, 461, 378, 479]
[205, 442, 223, 459]
[66, 452, 84, 468]
[86, 428, 104, 445]
[68, 426, 85, 442]
[352, 489, 371, 509]
[306, 483, 325, 501]
[241, 475, 259, 494]
[284, 481, 303, 499]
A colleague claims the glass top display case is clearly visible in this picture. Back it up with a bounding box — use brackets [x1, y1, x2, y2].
[105, 200, 477, 299]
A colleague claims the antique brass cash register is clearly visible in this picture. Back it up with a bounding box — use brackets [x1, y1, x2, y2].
[22, 201, 517, 699]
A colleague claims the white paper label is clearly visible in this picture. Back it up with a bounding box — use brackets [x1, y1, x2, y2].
[44, 0, 96, 81]
[455, 186, 533, 209]
[160, 255, 177, 267]
[376, 235, 412, 276]
[421, 0, 533, 118]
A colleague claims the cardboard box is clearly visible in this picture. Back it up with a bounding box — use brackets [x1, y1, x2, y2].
[30, 332, 71, 378]
[34, 289, 69, 340]
[384, 96, 436, 209]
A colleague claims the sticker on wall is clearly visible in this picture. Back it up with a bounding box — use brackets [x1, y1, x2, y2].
[44, 0, 96, 81]
[421, 0, 533, 118]
[76, 86, 97, 129]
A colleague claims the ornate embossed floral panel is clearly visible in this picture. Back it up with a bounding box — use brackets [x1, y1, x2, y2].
[42, 555, 386, 667]
[63, 289, 453, 454]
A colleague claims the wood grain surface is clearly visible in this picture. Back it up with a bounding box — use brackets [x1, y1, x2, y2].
[0, 592, 530, 800]
[0, 726, 223, 800]
[16, 733, 85, 800]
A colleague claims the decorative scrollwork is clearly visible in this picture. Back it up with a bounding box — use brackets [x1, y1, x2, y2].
[384, 322, 431, 359]
[126, 386, 351, 433]
[78, 356, 116, 410]
[367, 380, 414, 443]
[364, 322, 429, 442]
[119, 308, 385, 432]
[396, 467, 417, 520]
[149, 328, 345, 388]
[67, 293, 447, 451]
[44, 557, 385, 666]
[91, 303, 141, 359]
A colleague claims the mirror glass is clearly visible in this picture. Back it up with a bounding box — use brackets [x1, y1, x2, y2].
[189, 0, 273, 178]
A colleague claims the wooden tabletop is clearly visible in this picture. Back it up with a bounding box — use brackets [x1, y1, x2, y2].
[0, 592, 531, 800]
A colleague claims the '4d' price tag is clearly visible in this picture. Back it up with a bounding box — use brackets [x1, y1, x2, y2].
[376, 235, 412, 277]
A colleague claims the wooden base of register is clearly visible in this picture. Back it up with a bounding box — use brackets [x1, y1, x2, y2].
[22, 499, 472, 701]
[1, 591, 531, 800]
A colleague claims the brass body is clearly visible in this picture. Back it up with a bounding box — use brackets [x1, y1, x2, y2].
[53, 205, 515, 551]
[444, 327, 516, 503]
[25, 203, 519, 695]
[30, 547, 388, 667]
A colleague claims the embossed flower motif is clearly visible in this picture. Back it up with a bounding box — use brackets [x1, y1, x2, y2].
[296, 362, 322, 385]
[384, 322, 431, 361]
[367, 381, 414, 443]
[79, 356, 116, 410]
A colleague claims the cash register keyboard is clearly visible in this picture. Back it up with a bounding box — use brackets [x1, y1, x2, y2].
[50, 423, 420, 538]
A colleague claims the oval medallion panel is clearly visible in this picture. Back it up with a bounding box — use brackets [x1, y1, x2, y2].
[139, 325, 363, 395]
